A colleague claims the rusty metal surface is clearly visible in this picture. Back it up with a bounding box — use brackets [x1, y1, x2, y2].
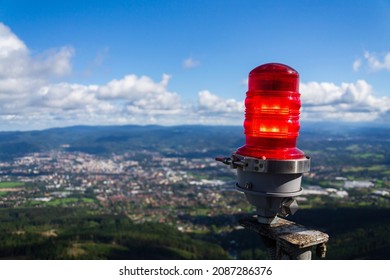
[239, 216, 329, 249]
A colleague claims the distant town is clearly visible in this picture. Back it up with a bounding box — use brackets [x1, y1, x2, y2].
[1, 146, 388, 231]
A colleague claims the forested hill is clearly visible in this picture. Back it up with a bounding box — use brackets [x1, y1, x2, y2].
[0, 122, 389, 159]
[0, 125, 243, 159]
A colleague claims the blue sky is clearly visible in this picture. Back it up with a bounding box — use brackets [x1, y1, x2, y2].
[0, 0, 389, 130]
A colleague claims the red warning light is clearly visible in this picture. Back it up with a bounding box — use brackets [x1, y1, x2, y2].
[236, 63, 305, 160]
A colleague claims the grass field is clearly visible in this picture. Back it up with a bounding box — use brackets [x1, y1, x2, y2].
[0, 181, 25, 189]
[342, 165, 388, 173]
[24, 197, 97, 207]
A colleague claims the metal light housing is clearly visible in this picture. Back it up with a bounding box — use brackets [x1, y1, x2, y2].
[217, 63, 310, 224]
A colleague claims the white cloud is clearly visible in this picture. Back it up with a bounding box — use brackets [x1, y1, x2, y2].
[0, 22, 75, 119]
[98, 74, 172, 100]
[83, 47, 109, 77]
[0, 23, 74, 79]
[300, 82, 342, 105]
[352, 58, 361, 71]
[198, 90, 244, 114]
[0, 23, 26, 55]
[300, 80, 390, 122]
[31, 47, 74, 77]
[182, 57, 200, 69]
[0, 23, 28, 77]
[364, 51, 390, 71]
[196, 81, 390, 124]
[37, 83, 100, 110]
[356, 51, 390, 72]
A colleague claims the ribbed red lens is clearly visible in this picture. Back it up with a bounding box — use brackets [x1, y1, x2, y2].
[236, 63, 305, 160]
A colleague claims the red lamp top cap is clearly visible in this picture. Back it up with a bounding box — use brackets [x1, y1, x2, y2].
[250, 63, 298, 75]
[248, 63, 299, 92]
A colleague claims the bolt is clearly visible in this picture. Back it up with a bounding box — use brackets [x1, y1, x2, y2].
[280, 199, 299, 217]
[215, 157, 231, 165]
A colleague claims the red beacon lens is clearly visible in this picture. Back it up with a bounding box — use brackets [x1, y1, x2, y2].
[236, 63, 305, 160]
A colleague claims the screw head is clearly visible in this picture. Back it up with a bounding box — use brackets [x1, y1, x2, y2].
[245, 182, 253, 190]
[280, 199, 299, 217]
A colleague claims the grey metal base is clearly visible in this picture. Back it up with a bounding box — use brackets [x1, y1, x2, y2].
[235, 170, 303, 223]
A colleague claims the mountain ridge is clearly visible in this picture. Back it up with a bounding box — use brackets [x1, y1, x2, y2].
[0, 122, 389, 159]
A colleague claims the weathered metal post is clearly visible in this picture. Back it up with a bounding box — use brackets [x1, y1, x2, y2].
[239, 216, 328, 260]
